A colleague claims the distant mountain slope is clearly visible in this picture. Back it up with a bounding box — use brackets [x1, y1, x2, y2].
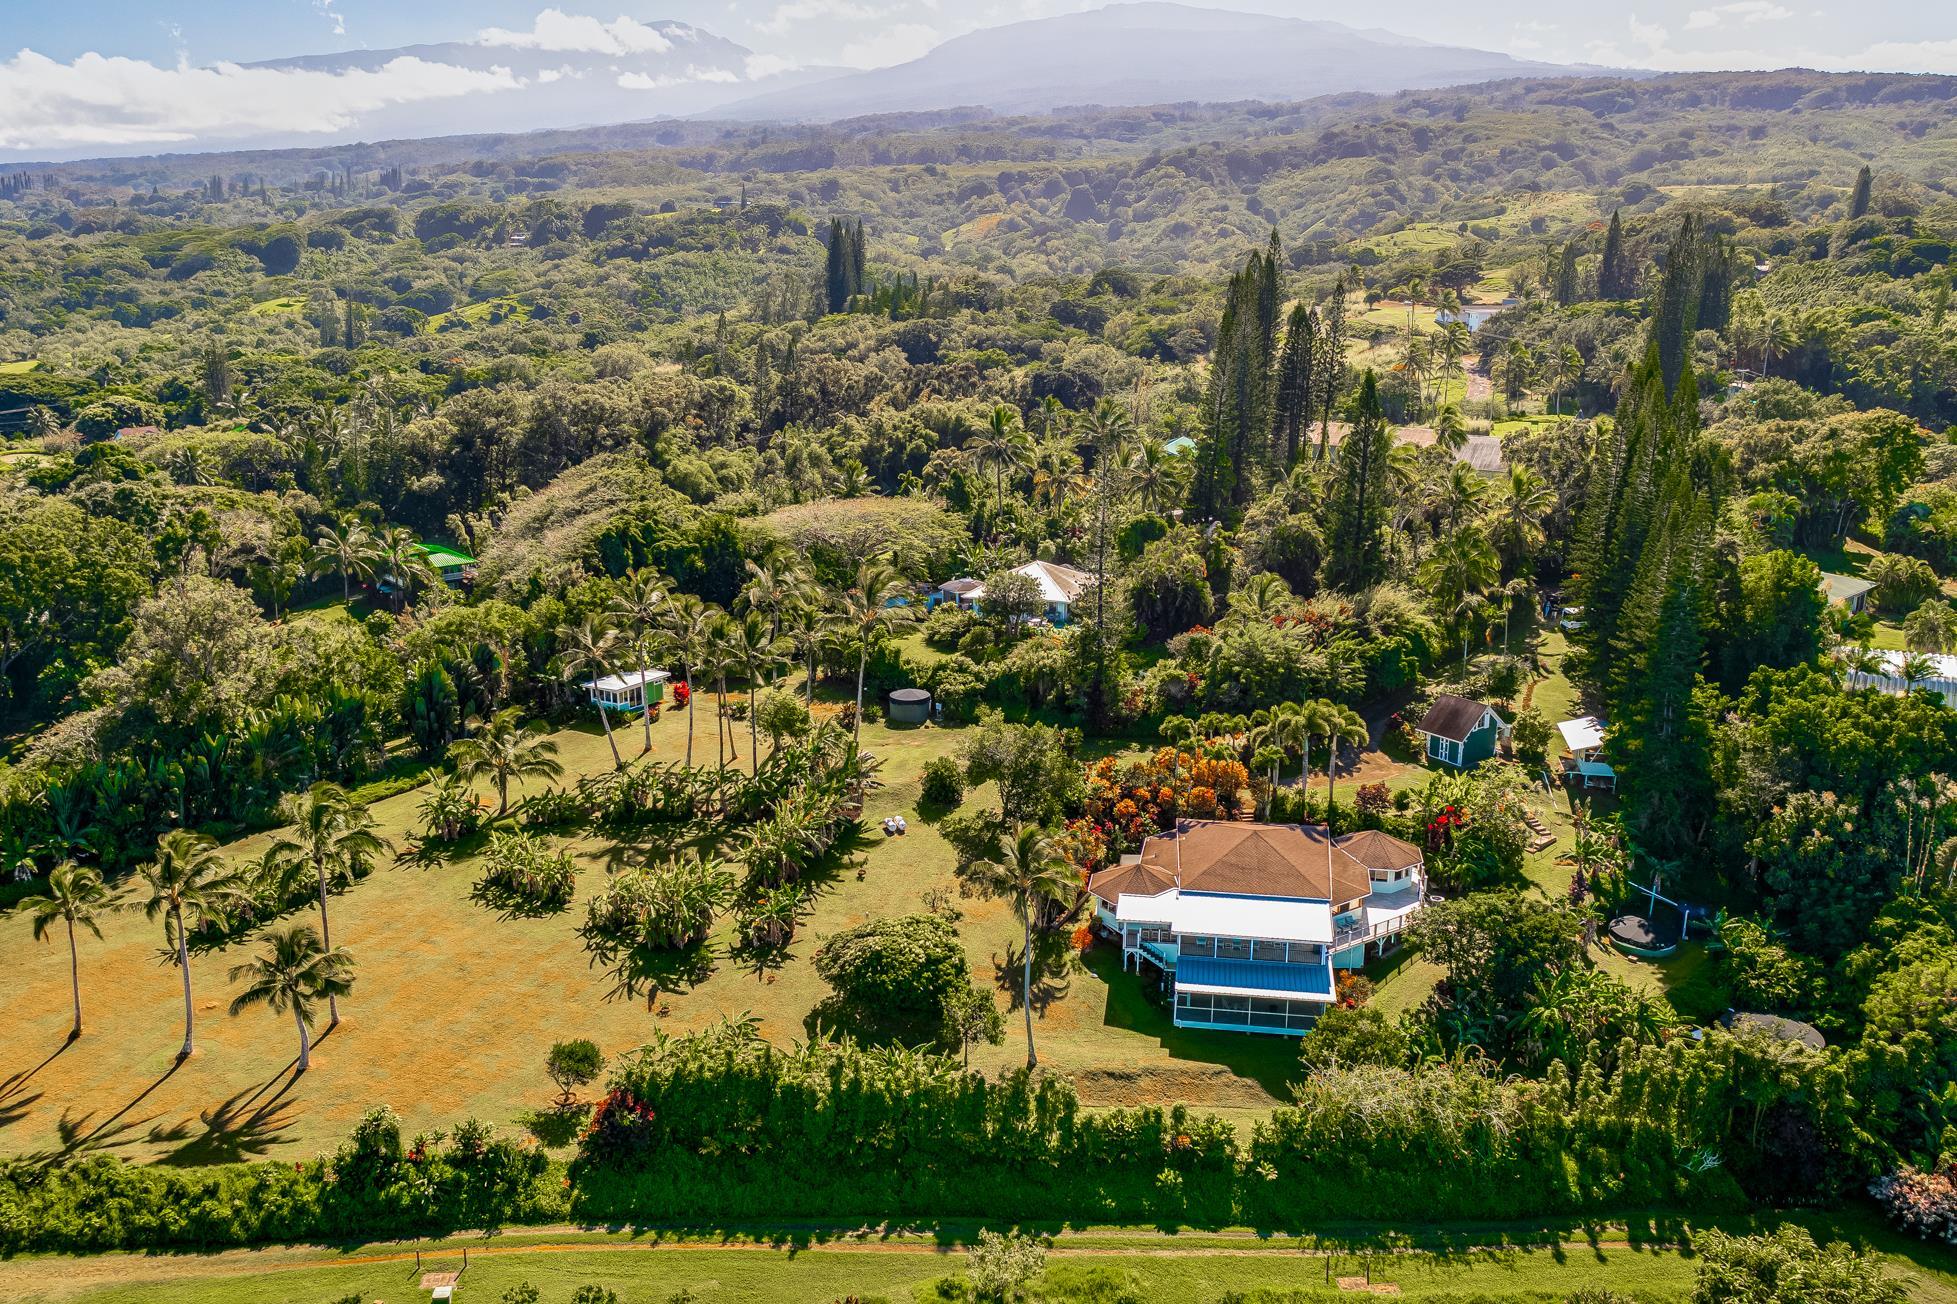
[716, 2, 1610, 121]
[219, 26, 841, 150]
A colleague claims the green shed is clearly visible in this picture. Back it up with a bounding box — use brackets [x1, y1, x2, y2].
[1414, 694, 1509, 769]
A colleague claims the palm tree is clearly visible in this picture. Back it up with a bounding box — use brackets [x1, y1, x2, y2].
[268, 782, 386, 1030]
[1251, 745, 1286, 819]
[1319, 705, 1368, 851]
[557, 615, 628, 770]
[1490, 465, 1554, 570]
[448, 707, 564, 817]
[227, 923, 354, 1074]
[609, 570, 668, 756]
[1421, 526, 1500, 671]
[968, 825, 1078, 1068]
[135, 829, 236, 1060]
[373, 525, 435, 611]
[17, 862, 118, 1040]
[1158, 716, 1200, 826]
[783, 595, 834, 707]
[1497, 576, 1536, 653]
[1900, 651, 1938, 694]
[658, 594, 717, 768]
[838, 560, 910, 746]
[970, 405, 1033, 504]
[737, 558, 806, 646]
[307, 521, 377, 601]
[1433, 403, 1469, 454]
[729, 610, 785, 776]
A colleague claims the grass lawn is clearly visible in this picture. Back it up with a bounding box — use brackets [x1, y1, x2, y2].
[0, 358, 40, 374]
[4, 1216, 1952, 1303]
[246, 297, 303, 316]
[0, 687, 1318, 1164]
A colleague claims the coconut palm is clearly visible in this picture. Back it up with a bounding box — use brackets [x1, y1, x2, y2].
[134, 829, 237, 1060]
[658, 593, 717, 769]
[1319, 704, 1369, 851]
[729, 609, 785, 776]
[372, 525, 435, 611]
[448, 707, 564, 817]
[1490, 465, 1554, 569]
[1435, 460, 1488, 531]
[838, 560, 911, 745]
[16, 862, 118, 1040]
[737, 557, 807, 646]
[968, 825, 1079, 1068]
[1421, 526, 1501, 671]
[557, 615, 628, 771]
[307, 521, 378, 601]
[1433, 403, 1469, 454]
[783, 594, 835, 707]
[268, 782, 388, 1029]
[608, 570, 668, 756]
[1251, 745, 1286, 819]
[227, 923, 354, 1074]
[969, 404, 1034, 504]
[1900, 651, 1938, 693]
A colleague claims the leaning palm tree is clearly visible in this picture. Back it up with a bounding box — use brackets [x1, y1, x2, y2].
[134, 829, 236, 1060]
[373, 525, 436, 611]
[307, 521, 378, 601]
[968, 825, 1079, 1068]
[17, 862, 118, 1040]
[227, 923, 354, 1074]
[608, 569, 668, 756]
[448, 707, 564, 817]
[658, 593, 717, 769]
[837, 560, 911, 745]
[269, 782, 388, 1030]
[557, 615, 628, 771]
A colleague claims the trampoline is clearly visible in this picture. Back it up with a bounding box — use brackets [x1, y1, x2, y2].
[1608, 913, 1679, 959]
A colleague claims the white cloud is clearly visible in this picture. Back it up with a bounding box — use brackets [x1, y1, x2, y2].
[1684, 1, 1793, 31]
[0, 51, 519, 152]
[753, 0, 883, 37]
[617, 65, 741, 90]
[837, 22, 940, 68]
[478, 9, 674, 55]
[744, 53, 801, 79]
[314, 0, 347, 37]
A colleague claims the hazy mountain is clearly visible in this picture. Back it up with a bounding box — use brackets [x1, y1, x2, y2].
[236, 25, 843, 146]
[717, 3, 1612, 121]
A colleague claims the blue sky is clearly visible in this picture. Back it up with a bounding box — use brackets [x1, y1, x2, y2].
[6, 2, 1957, 159]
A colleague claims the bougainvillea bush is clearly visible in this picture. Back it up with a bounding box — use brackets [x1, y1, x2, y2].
[1871, 1162, 1957, 1244]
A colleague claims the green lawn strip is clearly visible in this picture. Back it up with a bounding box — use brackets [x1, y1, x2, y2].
[12, 1212, 1953, 1304]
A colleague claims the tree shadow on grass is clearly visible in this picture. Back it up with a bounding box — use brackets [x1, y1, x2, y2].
[991, 928, 1075, 1019]
[16, 1056, 185, 1166]
[1080, 946, 1304, 1102]
[149, 1060, 305, 1166]
[467, 881, 573, 921]
[590, 941, 717, 1011]
[520, 1104, 589, 1149]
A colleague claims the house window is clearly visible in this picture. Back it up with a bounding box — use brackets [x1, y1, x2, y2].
[1213, 937, 1251, 960]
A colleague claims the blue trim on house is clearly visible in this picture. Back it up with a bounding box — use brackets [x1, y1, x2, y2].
[1176, 957, 1332, 996]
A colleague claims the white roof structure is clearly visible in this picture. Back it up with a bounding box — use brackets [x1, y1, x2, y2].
[1846, 650, 1957, 706]
[582, 669, 670, 693]
[1115, 888, 1333, 945]
[1018, 559, 1091, 605]
[1558, 716, 1607, 752]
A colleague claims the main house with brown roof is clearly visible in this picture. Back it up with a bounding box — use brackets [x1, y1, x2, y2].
[1085, 820, 1425, 1036]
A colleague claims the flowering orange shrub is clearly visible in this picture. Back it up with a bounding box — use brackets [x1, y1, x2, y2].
[1083, 746, 1250, 851]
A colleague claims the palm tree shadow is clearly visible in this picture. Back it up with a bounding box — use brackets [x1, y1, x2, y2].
[150, 1061, 305, 1166]
[992, 931, 1075, 1016]
[0, 1090, 44, 1131]
[41, 1056, 184, 1160]
[0, 1036, 76, 1109]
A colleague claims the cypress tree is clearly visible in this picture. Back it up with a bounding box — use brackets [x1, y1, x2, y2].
[1324, 370, 1391, 592]
[1554, 240, 1581, 306]
[1271, 303, 1318, 468]
[824, 218, 850, 314]
[1598, 210, 1634, 300]
[1315, 273, 1348, 461]
[1848, 165, 1873, 220]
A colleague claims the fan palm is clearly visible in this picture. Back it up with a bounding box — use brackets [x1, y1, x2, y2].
[557, 615, 628, 770]
[838, 560, 911, 745]
[968, 825, 1079, 1068]
[135, 829, 237, 1060]
[227, 923, 354, 1074]
[608, 570, 668, 756]
[448, 707, 564, 817]
[17, 862, 118, 1040]
[268, 782, 387, 1029]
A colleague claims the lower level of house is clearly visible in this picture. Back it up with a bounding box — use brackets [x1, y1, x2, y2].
[1115, 926, 1410, 1035]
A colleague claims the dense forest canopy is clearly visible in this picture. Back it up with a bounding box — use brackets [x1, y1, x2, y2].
[3, 64, 1957, 1267]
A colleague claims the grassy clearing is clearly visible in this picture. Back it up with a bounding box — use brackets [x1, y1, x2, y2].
[5, 1215, 1953, 1303]
[246, 297, 303, 316]
[0, 358, 40, 374]
[427, 297, 532, 330]
[0, 685, 1332, 1162]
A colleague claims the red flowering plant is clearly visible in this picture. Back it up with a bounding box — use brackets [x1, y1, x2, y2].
[671, 680, 690, 708]
[1871, 1162, 1957, 1245]
[579, 1086, 659, 1162]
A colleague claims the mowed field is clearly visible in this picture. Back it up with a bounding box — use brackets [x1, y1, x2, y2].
[3, 1218, 1955, 1304]
[0, 690, 1308, 1165]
